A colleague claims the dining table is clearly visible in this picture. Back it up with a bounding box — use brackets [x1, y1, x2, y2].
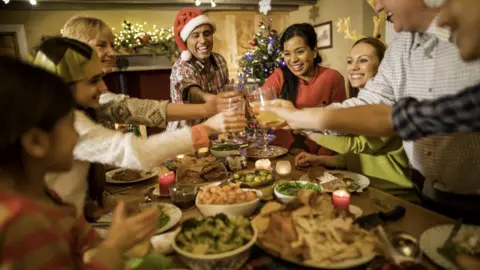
[100, 154, 453, 270]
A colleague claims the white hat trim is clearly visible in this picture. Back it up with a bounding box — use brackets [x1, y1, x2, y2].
[180, 14, 216, 41]
[424, 0, 446, 8]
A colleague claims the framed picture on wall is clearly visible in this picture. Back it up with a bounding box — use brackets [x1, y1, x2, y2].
[0, 25, 29, 60]
[314, 21, 333, 50]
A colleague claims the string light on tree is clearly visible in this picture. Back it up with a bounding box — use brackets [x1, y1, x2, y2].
[238, 18, 283, 85]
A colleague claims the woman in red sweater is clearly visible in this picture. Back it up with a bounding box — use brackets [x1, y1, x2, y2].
[262, 23, 346, 154]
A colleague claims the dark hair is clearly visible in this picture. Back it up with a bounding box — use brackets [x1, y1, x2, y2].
[348, 37, 387, 97]
[279, 23, 322, 105]
[0, 56, 74, 168]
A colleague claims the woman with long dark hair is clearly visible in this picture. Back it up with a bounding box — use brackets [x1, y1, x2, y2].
[262, 23, 346, 154]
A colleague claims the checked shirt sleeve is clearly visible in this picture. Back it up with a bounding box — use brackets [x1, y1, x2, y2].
[392, 83, 480, 140]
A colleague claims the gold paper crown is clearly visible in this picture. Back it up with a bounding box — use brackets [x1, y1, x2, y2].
[336, 0, 386, 44]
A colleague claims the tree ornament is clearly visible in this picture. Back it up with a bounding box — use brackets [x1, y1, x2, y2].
[249, 39, 258, 46]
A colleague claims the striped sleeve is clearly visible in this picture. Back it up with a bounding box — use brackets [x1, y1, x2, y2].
[0, 211, 106, 270]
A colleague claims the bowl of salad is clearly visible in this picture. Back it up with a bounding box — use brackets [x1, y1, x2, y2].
[210, 144, 241, 158]
[274, 181, 323, 204]
[172, 214, 258, 270]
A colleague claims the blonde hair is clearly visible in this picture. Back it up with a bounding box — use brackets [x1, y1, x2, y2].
[62, 16, 114, 44]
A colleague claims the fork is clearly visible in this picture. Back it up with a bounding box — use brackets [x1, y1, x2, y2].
[437, 218, 463, 264]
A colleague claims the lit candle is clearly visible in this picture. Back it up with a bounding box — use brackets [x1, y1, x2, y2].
[276, 160, 291, 176]
[332, 190, 351, 210]
[176, 154, 185, 160]
[197, 147, 209, 158]
[255, 159, 272, 170]
[158, 171, 175, 195]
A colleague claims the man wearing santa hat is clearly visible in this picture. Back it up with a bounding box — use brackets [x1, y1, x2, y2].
[167, 8, 236, 131]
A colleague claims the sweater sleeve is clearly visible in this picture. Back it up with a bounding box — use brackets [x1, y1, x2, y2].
[97, 91, 169, 127]
[73, 110, 198, 170]
[308, 134, 396, 155]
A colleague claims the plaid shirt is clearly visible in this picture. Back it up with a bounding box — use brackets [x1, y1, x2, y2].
[0, 189, 104, 270]
[392, 83, 480, 141]
[167, 53, 229, 131]
[328, 17, 480, 195]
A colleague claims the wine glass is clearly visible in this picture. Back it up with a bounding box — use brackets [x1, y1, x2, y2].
[248, 87, 281, 154]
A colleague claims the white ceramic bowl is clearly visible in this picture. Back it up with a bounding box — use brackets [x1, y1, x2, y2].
[172, 225, 258, 270]
[196, 184, 262, 217]
[274, 181, 321, 204]
[210, 145, 241, 158]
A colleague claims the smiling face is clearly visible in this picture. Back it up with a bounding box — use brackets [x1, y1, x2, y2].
[376, 0, 431, 32]
[438, 0, 480, 61]
[186, 24, 214, 61]
[72, 58, 106, 109]
[88, 29, 116, 73]
[347, 42, 381, 89]
[282, 35, 318, 79]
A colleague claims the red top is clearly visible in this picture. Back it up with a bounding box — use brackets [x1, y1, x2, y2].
[0, 190, 105, 270]
[262, 66, 347, 155]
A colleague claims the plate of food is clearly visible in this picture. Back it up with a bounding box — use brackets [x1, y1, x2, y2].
[210, 144, 241, 158]
[274, 181, 322, 204]
[301, 167, 370, 193]
[96, 202, 182, 235]
[106, 168, 159, 184]
[231, 169, 275, 188]
[252, 190, 377, 269]
[175, 163, 230, 186]
[172, 214, 257, 270]
[246, 145, 288, 160]
[420, 224, 480, 269]
[165, 155, 219, 171]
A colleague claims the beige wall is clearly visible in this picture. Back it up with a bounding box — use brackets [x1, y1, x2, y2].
[289, 0, 381, 80]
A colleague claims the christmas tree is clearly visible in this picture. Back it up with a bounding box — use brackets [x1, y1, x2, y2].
[114, 21, 178, 60]
[238, 18, 285, 85]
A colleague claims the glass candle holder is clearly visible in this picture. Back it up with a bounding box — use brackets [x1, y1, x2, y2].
[255, 159, 272, 170]
[276, 160, 292, 176]
[332, 190, 351, 210]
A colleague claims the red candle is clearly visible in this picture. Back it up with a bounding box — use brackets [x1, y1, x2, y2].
[158, 171, 175, 195]
[332, 190, 351, 210]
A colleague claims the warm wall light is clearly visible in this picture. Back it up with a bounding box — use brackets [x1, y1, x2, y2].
[29, 0, 37, 5]
[210, 0, 216, 7]
[2, 0, 10, 3]
[194, 0, 216, 7]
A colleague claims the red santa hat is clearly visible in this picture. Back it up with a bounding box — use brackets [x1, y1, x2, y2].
[174, 8, 216, 61]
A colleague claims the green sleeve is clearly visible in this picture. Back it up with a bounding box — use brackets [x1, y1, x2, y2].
[308, 134, 399, 155]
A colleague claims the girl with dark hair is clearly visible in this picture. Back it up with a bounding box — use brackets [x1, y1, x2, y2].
[0, 56, 158, 269]
[262, 23, 347, 154]
[32, 37, 246, 217]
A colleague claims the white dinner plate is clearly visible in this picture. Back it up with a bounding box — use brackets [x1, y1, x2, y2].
[106, 168, 159, 184]
[95, 202, 182, 235]
[299, 170, 370, 193]
[420, 224, 480, 269]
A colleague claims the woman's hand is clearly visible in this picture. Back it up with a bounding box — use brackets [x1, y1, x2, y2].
[102, 201, 159, 252]
[259, 99, 325, 130]
[201, 110, 247, 135]
[295, 152, 323, 167]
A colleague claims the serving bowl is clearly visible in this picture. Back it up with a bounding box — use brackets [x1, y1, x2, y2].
[172, 221, 258, 270]
[210, 144, 241, 158]
[274, 181, 322, 204]
[195, 183, 262, 217]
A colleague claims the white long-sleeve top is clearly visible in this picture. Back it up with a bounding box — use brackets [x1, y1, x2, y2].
[45, 110, 196, 215]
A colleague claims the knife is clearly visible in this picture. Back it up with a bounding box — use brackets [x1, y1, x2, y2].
[353, 205, 406, 230]
[437, 219, 463, 264]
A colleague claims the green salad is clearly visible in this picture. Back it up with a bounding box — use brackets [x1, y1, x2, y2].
[211, 144, 240, 151]
[276, 182, 322, 196]
[158, 205, 170, 229]
[175, 214, 253, 255]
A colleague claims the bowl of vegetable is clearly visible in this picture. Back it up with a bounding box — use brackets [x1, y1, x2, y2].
[231, 169, 275, 188]
[196, 183, 262, 217]
[274, 181, 323, 204]
[210, 144, 241, 158]
[172, 214, 258, 270]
